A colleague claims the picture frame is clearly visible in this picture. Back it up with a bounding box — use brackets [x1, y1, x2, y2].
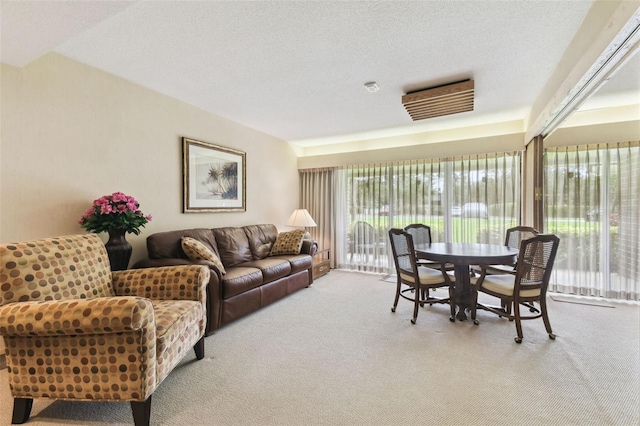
[182, 137, 246, 213]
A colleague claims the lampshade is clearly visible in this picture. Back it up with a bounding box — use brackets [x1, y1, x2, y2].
[286, 209, 317, 227]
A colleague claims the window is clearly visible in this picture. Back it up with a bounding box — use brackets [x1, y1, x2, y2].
[333, 152, 522, 273]
[544, 142, 639, 300]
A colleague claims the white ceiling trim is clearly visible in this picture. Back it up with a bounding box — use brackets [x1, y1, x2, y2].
[526, 2, 640, 143]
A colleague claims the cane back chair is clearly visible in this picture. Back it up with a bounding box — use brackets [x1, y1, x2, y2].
[470, 234, 560, 343]
[388, 228, 455, 324]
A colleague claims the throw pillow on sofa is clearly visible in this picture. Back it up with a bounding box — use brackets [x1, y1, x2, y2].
[181, 236, 226, 274]
[269, 229, 306, 256]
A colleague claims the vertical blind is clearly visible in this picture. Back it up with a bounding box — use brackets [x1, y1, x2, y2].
[544, 142, 639, 300]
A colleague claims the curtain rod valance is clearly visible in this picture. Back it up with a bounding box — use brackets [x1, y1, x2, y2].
[545, 141, 639, 153]
[298, 167, 338, 173]
[299, 150, 524, 173]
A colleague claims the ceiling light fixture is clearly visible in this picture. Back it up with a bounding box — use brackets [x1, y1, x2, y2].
[402, 79, 474, 121]
[364, 82, 379, 92]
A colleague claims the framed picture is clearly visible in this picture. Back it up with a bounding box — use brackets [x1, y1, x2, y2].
[182, 137, 246, 213]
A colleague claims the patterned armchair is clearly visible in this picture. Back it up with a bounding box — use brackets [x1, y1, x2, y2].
[0, 234, 209, 426]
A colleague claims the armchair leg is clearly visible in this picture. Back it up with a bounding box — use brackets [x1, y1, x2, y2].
[12, 398, 33, 424]
[131, 397, 152, 426]
[194, 336, 205, 360]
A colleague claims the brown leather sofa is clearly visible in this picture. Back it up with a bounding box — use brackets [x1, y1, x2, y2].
[133, 224, 317, 336]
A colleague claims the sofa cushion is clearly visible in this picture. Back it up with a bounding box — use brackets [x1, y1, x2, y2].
[240, 258, 291, 284]
[269, 229, 306, 256]
[269, 254, 313, 274]
[221, 266, 263, 299]
[181, 237, 226, 274]
[244, 224, 278, 259]
[147, 228, 218, 260]
[213, 227, 253, 267]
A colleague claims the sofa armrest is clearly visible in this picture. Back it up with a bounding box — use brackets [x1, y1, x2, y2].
[301, 239, 318, 256]
[0, 297, 153, 337]
[113, 265, 209, 303]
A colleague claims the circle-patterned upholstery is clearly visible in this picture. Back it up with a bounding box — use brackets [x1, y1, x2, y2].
[0, 234, 113, 306]
[0, 234, 208, 408]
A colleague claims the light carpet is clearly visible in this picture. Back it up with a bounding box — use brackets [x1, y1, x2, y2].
[1, 270, 638, 425]
[550, 294, 615, 308]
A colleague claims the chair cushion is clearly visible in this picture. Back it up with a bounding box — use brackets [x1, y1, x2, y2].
[476, 274, 541, 297]
[400, 266, 450, 285]
[181, 237, 226, 274]
[152, 299, 205, 383]
[269, 229, 305, 256]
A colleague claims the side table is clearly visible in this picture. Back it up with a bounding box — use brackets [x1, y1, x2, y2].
[312, 248, 330, 280]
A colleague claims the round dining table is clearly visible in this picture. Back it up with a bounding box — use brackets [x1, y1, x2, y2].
[415, 242, 518, 321]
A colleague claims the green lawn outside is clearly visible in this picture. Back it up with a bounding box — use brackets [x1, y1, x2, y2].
[349, 217, 617, 269]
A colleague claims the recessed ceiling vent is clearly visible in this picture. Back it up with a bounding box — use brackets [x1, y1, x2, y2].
[402, 80, 474, 121]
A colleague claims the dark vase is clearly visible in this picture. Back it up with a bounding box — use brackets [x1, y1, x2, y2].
[105, 229, 132, 271]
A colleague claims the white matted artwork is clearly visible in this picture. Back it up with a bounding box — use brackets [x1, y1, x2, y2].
[182, 137, 246, 212]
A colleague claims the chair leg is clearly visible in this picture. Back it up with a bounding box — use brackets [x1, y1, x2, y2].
[540, 297, 556, 340]
[391, 278, 401, 313]
[504, 298, 513, 316]
[12, 398, 33, 424]
[448, 286, 456, 322]
[194, 336, 205, 360]
[514, 302, 524, 344]
[470, 287, 479, 325]
[411, 286, 419, 324]
[131, 397, 152, 426]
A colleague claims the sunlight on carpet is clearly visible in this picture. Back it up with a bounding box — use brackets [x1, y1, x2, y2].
[550, 294, 615, 308]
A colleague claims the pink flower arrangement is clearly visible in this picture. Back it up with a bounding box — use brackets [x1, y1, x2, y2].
[79, 192, 152, 235]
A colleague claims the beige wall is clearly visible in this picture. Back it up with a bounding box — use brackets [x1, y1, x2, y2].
[0, 53, 300, 265]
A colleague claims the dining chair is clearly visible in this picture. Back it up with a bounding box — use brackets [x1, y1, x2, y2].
[470, 234, 560, 343]
[404, 223, 453, 300]
[483, 226, 539, 275]
[480, 226, 540, 314]
[388, 228, 455, 324]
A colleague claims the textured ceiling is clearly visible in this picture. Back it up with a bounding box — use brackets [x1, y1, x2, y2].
[1, 1, 637, 146]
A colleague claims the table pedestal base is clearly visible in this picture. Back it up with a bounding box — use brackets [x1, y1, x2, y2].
[453, 264, 473, 321]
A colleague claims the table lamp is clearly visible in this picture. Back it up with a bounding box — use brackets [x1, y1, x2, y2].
[286, 209, 317, 239]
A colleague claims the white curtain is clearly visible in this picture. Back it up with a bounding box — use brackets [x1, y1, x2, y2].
[544, 142, 639, 300]
[319, 151, 522, 274]
[450, 154, 522, 244]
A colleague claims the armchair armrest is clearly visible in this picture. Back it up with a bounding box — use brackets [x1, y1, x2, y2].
[0, 297, 153, 337]
[113, 265, 209, 302]
[133, 258, 223, 281]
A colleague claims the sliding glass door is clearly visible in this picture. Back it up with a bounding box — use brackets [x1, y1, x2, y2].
[334, 152, 522, 274]
[544, 142, 639, 300]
